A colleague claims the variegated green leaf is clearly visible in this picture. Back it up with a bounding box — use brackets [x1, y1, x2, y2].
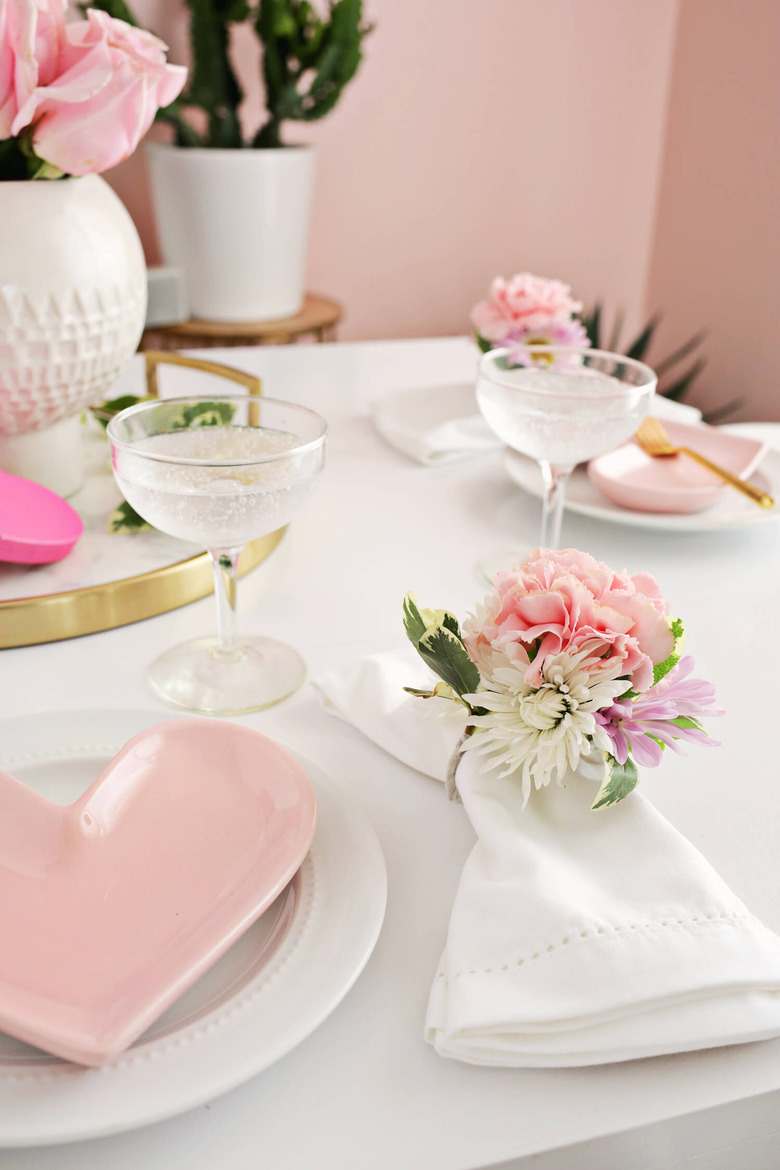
[402, 592, 427, 645]
[418, 625, 480, 698]
[91, 393, 149, 428]
[591, 756, 639, 811]
[403, 681, 462, 704]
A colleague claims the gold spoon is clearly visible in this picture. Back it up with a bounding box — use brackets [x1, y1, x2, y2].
[634, 417, 774, 508]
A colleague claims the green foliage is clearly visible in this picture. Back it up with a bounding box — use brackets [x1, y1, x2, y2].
[580, 304, 740, 422]
[90, 393, 148, 429]
[403, 593, 482, 703]
[184, 0, 247, 149]
[77, 0, 137, 22]
[0, 133, 63, 181]
[0, 138, 33, 181]
[402, 681, 459, 702]
[652, 617, 686, 687]
[591, 755, 639, 811]
[88, 0, 372, 149]
[93, 395, 235, 432]
[171, 401, 237, 428]
[254, 0, 372, 147]
[109, 501, 152, 533]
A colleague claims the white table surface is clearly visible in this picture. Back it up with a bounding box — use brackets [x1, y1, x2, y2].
[3, 337, 780, 1170]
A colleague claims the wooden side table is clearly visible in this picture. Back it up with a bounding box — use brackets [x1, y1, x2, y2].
[141, 292, 343, 351]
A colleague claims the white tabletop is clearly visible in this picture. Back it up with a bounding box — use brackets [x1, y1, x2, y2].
[3, 337, 780, 1170]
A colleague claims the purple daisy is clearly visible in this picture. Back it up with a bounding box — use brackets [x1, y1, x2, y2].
[503, 319, 591, 367]
[593, 656, 724, 768]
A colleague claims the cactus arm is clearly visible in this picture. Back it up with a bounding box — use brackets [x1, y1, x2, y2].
[254, 0, 371, 146]
[77, 0, 138, 23]
[185, 0, 248, 148]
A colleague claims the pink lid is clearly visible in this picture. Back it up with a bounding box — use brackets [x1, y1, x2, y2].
[0, 468, 83, 563]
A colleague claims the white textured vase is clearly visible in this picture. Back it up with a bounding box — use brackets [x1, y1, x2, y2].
[0, 174, 147, 496]
[146, 144, 315, 322]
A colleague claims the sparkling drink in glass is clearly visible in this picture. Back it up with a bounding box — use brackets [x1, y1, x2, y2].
[476, 346, 657, 559]
[108, 395, 326, 714]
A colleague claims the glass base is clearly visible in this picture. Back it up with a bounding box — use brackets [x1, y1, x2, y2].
[476, 546, 534, 587]
[147, 635, 307, 715]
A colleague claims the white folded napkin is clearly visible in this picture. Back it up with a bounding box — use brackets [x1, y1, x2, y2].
[371, 385, 702, 466]
[314, 651, 780, 1067]
[371, 384, 499, 465]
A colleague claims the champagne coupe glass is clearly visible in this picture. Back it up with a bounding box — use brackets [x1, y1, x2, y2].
[476, 345, 657, 569]
[107, 394, 327, 714]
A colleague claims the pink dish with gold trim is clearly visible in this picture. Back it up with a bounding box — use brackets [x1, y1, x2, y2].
[587, 421, 769, 514]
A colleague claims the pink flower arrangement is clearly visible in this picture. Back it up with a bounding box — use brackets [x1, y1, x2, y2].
[470, 272, 590, 364]
[404, 548, 721, 810]
[0, 1, 185, 178]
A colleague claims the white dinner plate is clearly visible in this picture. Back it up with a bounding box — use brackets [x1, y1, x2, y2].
[0, 709, 387, 1148]
[502, 424, 780, 532]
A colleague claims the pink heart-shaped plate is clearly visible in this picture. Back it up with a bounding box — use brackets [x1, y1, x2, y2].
[0, 719, 316, 1067]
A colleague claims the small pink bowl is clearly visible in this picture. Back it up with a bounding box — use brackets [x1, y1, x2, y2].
[587, 421, 769, 514]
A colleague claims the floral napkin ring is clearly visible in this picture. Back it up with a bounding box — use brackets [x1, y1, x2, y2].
[404, 548, 722, 811]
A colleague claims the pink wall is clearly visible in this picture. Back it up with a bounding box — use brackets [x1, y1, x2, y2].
[107, 0, 678, 343]
[645, 0, 780, 421]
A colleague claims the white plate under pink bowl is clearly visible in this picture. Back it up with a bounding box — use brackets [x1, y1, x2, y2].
[502, 424, 780, 533]
[587, 420, 768, 514]
[0, 718, 317, 1067]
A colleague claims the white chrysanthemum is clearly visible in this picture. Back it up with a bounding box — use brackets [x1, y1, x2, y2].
[462, 644, 627, 806]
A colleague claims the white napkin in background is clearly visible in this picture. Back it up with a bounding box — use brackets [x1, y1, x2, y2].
[370, 384, 499, 465]
[314, 651, 780, 1067]
[371, 384, 702, 466]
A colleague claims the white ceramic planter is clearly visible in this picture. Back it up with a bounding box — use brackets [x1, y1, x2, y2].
[0, 174, 147, 495]
[146, 144, 315, 322]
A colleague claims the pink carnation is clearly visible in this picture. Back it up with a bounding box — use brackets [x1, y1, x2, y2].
[463, 548, 674, 693]
[470, 273, 583, 344]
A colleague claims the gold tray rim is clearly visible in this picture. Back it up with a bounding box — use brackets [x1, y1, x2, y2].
[0, 530, 285, 649]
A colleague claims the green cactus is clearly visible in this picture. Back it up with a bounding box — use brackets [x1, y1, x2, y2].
[254, 0, 371, 147]
[85, 0, 371, 149]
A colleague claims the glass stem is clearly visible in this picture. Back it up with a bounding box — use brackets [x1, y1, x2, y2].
[209, 547, 242, 655]
[539, 462, 573, 549]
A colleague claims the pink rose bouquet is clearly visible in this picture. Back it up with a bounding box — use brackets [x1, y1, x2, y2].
[470, 272, 590, 366]
[0, 0, 186, 179]
[404, 548, 721, 810]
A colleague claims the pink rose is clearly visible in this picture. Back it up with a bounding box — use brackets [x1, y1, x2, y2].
[471, 273, 583, 344]
[463, 548, 674, 694]
[0, 0, 67, 139]
[12, 9, 186, 175]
